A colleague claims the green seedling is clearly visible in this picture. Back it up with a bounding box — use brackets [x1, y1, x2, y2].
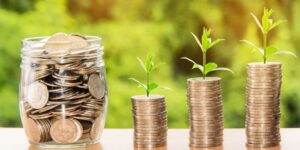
[129, 55, 168, 97]
[241, 7, 297, 63]
[182, 27, 233, 79]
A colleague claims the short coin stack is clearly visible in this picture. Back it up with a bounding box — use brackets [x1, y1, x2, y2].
[187, 77, 223, 148]
[246, 62, 282, 148]
[20, 33, 107, 145]
[131, 95, 167, 148]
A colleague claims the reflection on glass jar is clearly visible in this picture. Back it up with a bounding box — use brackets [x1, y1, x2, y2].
[19, 33, 108, 148]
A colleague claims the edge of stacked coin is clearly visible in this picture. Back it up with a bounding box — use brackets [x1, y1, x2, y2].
[131, 95, 168, 148]
[187, 77, 224, 148]
[246, 62, 282, 148]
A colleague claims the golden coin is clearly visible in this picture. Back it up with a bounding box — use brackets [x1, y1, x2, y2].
[23, 118, 42, 143]
[68, 34, 89, 52]
[27, 81, 49, 109]
[88, 73, 105, 99]
[90, 115, 103, 140]
[44, 33, 71, 56]
[50, 118, 83, 144]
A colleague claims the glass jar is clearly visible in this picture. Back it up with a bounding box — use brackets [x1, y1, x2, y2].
[19, 33, 108, 148]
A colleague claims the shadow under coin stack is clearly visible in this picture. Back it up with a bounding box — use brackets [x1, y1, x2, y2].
[246, 63, 282, 148]
[20, 33, 107, 146]
[131, 95, 167, 148]
[187, 77, 223, 148]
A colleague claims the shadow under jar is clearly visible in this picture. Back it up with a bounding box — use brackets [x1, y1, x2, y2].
[19, 33, 108, 148]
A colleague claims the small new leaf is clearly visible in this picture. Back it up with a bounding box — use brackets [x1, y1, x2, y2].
[148, 82, 159, 93]
[201, 28, 212, 51]
[145, 55, 153, 72]
[262, 8, 273, 33]
[272, 50, 297, 58]
[240, 39, 264, 55]
[250, 13, 263, 32]
[204, 63, 218, 75]
[212, 67, 234, 74]
[209, 39, 225, 49]
[137, 57, 147, 72]
[156, 86, 172, 91]
[270, 20, 287, 30]
[181, 57, 204, 73]
[128, 78, 147, 90]
[191, 32, 203, 52]
[152, 62, 164, 72]
[265, 46, 279, 58]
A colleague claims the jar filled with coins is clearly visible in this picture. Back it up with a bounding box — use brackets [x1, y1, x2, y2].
[19, 33, 108, 148]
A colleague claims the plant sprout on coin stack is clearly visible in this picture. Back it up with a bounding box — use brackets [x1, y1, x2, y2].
[241, 8, 297, 148]
[129, 55, 168, 148]
[182, 28, 233, 148]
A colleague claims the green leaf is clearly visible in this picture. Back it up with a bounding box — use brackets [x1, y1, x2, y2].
[128, 78, 147, 90]
[201, 28, 211, 52]
[156, 86, 171, 91]
[209, 39, 225, 49]
[137, 57, 147, 72]
[241, 39, 264, 55]
[181, 57, 203, 73]
[265, 46, 279, 58]
[204, 62, 218, 75]
[271, 50, 297, 58]
[145, 55, 153, 72]
[262, 8, 273, 33]
[192, 63, 198, 69]
[250, 13, 263, 32]
[148, 82, 159, 93]
[152, 62, 164, 72]
[212, 67, 234, 74]
[270, 20, 287, 30]
[191, 32, 203, 52]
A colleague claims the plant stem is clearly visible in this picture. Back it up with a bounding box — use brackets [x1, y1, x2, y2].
[203, 52, 206, 79]
[146, 72, 150, 97]
[263, 33, 268, 64]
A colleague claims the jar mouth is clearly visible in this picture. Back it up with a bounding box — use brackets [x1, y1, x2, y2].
[22, 35, 102, 45]
[21, 35, 104, 64]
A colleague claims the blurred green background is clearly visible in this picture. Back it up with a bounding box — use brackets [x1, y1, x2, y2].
[0, 0, 299, 128]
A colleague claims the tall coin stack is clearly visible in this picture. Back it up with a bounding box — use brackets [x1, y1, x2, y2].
[131, 95, 168, 148]
[246, 62, 282, 148]
[187, 77, 224, 148]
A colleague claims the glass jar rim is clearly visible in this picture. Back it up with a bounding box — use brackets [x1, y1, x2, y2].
[22, 35, 102, 44]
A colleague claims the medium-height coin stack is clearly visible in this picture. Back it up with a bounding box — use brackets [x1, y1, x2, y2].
[20, 33, 107, 145]
[131, 95, 168, 148]
[246, 63, 282, 148]
[187, 77, 223, 148]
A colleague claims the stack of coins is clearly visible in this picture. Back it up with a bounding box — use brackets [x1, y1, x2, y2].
[187, 77, 223, 148]
[20, 33, 107, 145]
[246, 62, 282, 148]
[131, 95, 168, 148]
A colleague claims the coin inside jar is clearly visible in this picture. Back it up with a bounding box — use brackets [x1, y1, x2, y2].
[27, 81, 49, 109]
[90, 116, 103, 140]
[23, 117, 43, 143]
[88, 73, 105, 99]
[50, 118, 83, 144]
